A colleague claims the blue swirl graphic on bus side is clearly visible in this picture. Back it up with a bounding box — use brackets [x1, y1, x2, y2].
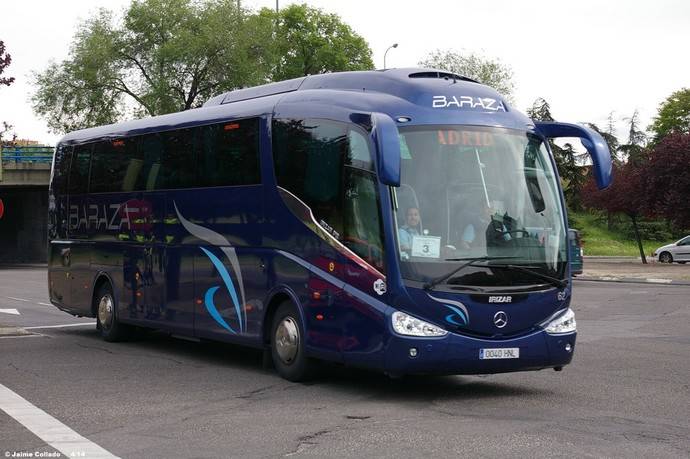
[174, 202, 246, 334]
[427, 294, 469, 326]
[200, 247, 243, 334]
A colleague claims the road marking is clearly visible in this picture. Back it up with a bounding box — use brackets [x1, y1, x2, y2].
[38, 302, 53, 306]
[0, 383, 119, 458]
[6, 296, 30, 302]
[0, 308, 20, 315]
[24, 322, 96, 330]
[647, 278, 673, 284]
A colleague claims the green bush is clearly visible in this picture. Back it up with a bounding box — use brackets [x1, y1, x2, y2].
[617, 221, 673, 242]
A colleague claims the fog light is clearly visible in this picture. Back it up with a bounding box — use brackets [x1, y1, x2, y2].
[409, 348, 418, 358]
[565, 343, 572, 353]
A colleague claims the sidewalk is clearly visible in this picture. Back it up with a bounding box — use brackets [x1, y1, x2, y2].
[578, 258, 690, 285]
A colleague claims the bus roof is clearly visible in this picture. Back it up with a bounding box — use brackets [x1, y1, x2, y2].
[58, 68, 533, 145]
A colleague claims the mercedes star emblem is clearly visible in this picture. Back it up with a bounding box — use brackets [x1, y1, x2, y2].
[493, 311, 508, 328]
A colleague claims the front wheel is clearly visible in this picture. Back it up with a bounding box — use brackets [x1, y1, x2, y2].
[659, 252, 673, 263]
[271, 302, 313, 382]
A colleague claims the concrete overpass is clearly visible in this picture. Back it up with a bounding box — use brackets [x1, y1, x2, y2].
[0, 146, 52, 263]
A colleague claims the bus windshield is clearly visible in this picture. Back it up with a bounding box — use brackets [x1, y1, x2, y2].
[395, 125, 567, 288]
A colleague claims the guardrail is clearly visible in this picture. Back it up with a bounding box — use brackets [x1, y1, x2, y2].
[1, 145, 54, 163]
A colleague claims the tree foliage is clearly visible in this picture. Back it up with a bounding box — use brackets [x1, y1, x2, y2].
[526, 97, 554, 122]
[639, 133, 690, 229]
[0, 40, 15, 87]
[586, 120, 620, 166]
[526, 98, 588, 210]
[260, 4, 374, 81]
[419, 49, 515, 101]
[581, 162, 648, 261]
[1, 40, 16, 144]
[648, 88, 690, 143]
[31, 0, 373, 133]
[619, 109, 647, 166]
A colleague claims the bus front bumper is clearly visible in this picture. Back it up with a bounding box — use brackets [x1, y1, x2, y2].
[383, 329, 576, 375]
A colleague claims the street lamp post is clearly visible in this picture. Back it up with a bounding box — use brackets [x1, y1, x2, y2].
[383, 43, 398, 70]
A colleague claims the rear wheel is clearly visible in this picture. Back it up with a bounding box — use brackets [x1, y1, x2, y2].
[95, 283, 130, 342]
[659, 252, 673, 263]
[271, 302, 313, 382]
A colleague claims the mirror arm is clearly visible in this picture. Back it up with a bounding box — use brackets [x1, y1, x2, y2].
[535, 121, 613, 190]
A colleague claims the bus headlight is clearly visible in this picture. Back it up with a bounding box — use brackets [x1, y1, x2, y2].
[544, 308, 576, 335]
[392, 311, 448, 337]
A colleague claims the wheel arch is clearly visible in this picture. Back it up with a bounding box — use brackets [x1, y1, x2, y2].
[91, 271, 117, 317]
[262, 286, 305, 346]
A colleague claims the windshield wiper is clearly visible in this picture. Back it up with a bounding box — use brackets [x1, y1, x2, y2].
[423, 256, 518, 291]
[488, 264, 567, 288]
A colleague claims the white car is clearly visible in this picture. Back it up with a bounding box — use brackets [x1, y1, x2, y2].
[653, 235, 690, 264]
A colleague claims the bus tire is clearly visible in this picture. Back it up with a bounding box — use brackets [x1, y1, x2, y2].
[95, 283, 129, 342]
[271, 302, 312, 382]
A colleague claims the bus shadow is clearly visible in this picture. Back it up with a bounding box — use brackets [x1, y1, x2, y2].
[60, 327, 552, 400]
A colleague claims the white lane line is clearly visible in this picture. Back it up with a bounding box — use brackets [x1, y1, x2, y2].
[24, 322, 96, 330]
[6, 296, 30, 302]
[0, 308, 20, 315]
[38, 302, 53, 306]
[0, 383, 119, 458]
[647, 278, 673, 284]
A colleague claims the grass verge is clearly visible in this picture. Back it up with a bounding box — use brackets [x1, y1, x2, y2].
[568, 212, 677, 257]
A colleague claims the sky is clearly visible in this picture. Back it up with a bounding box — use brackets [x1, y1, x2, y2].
[0, 0, 688, 145]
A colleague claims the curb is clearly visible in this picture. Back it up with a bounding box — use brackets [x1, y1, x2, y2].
[0, 326, 32, 337]
[575, 276, 690, 286]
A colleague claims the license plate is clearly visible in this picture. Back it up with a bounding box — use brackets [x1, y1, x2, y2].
[479, 348, 520, 360]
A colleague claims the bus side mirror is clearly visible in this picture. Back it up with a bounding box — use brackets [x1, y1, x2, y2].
[371, 112, 401, 187]
[535, 122, 613, 190]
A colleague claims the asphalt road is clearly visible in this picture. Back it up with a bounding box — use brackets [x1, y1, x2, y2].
[1, 268, 689, 458]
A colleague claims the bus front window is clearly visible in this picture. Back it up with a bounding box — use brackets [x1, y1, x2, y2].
[395, 125, 567, 288]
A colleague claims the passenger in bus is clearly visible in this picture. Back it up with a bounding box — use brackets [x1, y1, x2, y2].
[398, 206, 422, 253]
[460, 203, 511, 250]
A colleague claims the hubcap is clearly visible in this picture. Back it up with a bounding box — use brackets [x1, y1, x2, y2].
[98, 294, 114, 330]
[661, 253, 670, 263]
[275, 316, 300, 364]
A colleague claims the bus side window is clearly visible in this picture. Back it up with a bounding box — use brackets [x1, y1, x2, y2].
[67, 145, 92, 195]
[273, 119, 385, 272]
[199, 118, 260, 187]
[90, 138, 142, 193]
[160, 128, 197, 190]
[138, 133, 163, 191]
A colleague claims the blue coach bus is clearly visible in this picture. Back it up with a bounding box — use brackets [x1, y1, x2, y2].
[48, 68, 612, 381]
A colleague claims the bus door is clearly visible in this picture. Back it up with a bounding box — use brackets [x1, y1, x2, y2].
[48, 145, 72, 309]
[66, 145, 93, 315]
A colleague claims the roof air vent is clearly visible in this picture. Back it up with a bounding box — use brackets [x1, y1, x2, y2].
[408, 71, 478, 83]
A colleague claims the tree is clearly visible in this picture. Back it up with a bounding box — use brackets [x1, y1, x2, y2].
[586, 112, 621, 166]
[1, 40, 16, 145]
[419, 49, 515, 101]
[619, 109, 647, 166]
[648, 88, 690, 143]
[32, 1, 374, 134]
[639, 133, 690, 230]
[32, 0, 277, 133]
[0, 40, 15, 87]
[0, 122, 17, 145]
[526, 97, 553, 122]
[582, 162, 648, 263]
[259, 4, 374, 81]
[527, 98, 587, 210]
